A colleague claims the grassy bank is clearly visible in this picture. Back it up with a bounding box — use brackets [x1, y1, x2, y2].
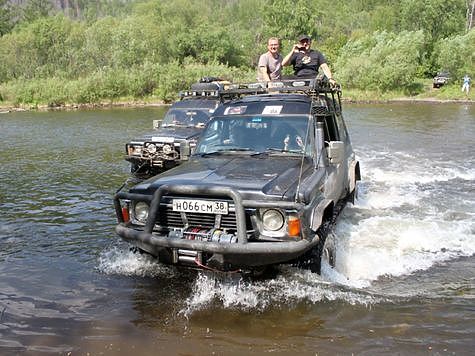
[0, 77, 473, 112]
[343, 78, 474, 103]
[0, 62, 256, 111]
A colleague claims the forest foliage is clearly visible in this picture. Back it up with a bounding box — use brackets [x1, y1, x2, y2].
[0, 0, 473, 106]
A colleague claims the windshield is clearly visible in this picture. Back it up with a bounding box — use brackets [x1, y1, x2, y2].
[195, 115, 313, 156]
[161, 109, 211, 128]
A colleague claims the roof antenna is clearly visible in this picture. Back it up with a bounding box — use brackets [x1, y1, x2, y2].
[294, 77, 334, 203]
[294, 102, 314, 203]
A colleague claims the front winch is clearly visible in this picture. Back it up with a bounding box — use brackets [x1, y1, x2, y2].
[168, 227, 238, 268]
[169, 227, 238, 243]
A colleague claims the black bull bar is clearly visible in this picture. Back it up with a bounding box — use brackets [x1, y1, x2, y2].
[114, 185, 318, 267]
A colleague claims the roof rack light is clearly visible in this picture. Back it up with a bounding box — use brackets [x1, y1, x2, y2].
[247, 82, 266, 89]
[292, 81, 307, 87]
[179, 90, 219, 98]
[268, 81, 284, 88]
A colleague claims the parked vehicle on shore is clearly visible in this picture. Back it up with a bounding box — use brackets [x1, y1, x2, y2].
[433, 71, 451, 88]
[114, 78, 360, 275]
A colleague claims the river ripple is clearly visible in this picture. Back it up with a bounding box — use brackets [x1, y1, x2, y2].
[0, 104, 474, 355]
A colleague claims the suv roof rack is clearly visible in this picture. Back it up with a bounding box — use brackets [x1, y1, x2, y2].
[179, 76, 341, 102]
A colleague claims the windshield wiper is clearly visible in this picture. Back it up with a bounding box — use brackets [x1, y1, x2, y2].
[250, 151, 269, 157]
[197, 150, 225, 157]
[225, 147, 254, 152]
[264, 147, 303, 154]
[197, 147, 255, 157]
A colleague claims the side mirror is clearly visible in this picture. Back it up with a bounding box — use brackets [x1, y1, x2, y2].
[180, 141, 191, 161]
[327, 141, 344, 164]
[153, 120, 160, 129]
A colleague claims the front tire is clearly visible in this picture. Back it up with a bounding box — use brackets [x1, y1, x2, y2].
[322, 231, 336, 269]
[296, 221, 331, 274]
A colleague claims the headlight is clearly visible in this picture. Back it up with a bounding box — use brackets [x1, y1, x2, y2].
[145, 143, 157, 154]
[134, 202, 149, 223]
[262, 209, 284, 231]
[162, 144, 173, 154]
[127, 145, 142, 156]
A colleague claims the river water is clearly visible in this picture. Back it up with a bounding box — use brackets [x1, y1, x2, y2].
[0, 103, 474, 355]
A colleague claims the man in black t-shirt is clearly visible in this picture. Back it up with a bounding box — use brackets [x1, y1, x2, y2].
[282, 34, 336, 84]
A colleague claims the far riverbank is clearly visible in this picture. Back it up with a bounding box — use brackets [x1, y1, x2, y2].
[1, 97, 473, 113]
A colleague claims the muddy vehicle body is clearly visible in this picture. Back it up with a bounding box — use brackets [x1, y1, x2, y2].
[114, 78, 360, 274]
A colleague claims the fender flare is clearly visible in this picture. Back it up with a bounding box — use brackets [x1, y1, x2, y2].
[310, 199, 334, 232]
[349, 160, 361, 192]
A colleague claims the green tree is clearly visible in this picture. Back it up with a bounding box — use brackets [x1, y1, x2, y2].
[21, 0, 54, 23]
[336, 30, 426, 92]
[0, 0, 13, 35]
[400, 0, 466, 41]
[263, 0, 323, 42]
[434, 28, 475, 78]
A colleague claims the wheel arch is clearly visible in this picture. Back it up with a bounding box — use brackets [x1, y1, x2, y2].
[349, 160, 361, 192]
[310, 199, 334, 232]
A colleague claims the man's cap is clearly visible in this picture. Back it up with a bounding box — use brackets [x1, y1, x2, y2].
[298, 34, 311, 42]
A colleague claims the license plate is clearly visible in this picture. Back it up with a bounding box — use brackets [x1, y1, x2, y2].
[172, 199, 228, 215]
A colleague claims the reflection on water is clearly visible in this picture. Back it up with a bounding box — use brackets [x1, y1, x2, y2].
[0, 103, 474, 354]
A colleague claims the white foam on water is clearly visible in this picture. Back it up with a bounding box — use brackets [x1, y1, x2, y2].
[357, 183, 421, 210]
[330, 216, 474, 287]
[359, 150, 475, 185]
[97, 246, 175, 278]
[180, 268, 388, 315]
[331, 148, 475, 287]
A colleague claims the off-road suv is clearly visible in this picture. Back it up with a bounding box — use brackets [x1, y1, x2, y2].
[114, 78, 360, 274]
[433, 71, 451, 88]
[125, 80, 226, 177]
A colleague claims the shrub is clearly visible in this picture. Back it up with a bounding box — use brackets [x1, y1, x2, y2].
[433, 29, 475, 79]
[335, 30, 426, 92]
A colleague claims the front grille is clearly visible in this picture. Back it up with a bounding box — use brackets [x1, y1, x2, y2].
[156, 206, 238, 229]
[153, 201, 255, 232]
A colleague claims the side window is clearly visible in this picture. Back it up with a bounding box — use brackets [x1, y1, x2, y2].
[335, 114, 347, 141]
[202, 120, 220, 139]
[198, 120, 222, 152]
[323, 114, 340, 142]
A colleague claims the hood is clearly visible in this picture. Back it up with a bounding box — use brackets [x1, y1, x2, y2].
[137, 126, 202, 142]
[131, 155, 313, 200]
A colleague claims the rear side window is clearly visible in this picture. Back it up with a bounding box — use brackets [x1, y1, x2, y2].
[323, 115, 339, 141]
[335, 114, 347, 141]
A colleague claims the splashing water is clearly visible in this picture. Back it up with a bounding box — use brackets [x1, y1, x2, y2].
[99, 131, 475, 312]
[98, 246, 176, 278]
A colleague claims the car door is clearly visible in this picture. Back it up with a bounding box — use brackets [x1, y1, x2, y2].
[322, 113, 348, 201]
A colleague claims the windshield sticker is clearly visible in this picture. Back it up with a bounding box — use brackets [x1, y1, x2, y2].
[251, 117, 262, 123]
[262, 105, 283, 115]
[224, 106, 247, 115]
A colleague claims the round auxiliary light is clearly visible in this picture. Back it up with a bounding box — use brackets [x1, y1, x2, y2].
[262, 209, 285, 231]
[162, 144, 173, 154]
[134, 202, 149, 223]
[146, 143, 157, 154]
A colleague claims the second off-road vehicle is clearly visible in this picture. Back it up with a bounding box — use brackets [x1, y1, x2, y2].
[125, 79, 228, 177]
[114, 78, 360, 274]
